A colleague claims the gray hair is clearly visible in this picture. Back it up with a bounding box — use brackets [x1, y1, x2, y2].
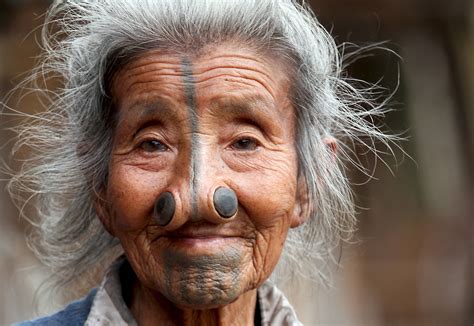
[8, 0, 394, 290]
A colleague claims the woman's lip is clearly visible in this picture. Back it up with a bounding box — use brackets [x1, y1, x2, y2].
[162, 226, 243, 239]
[161, 235, 242, 250]
[165, 234, 236, 239]
[156, 223, 255, 244]
[163, 234, 242, 244]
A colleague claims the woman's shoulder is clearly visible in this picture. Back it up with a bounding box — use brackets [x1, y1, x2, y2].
[13, 288, 97, 326]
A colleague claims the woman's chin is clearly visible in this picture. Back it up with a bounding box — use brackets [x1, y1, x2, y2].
[170, 294, 240, 310]
[161, 281, 243, 310]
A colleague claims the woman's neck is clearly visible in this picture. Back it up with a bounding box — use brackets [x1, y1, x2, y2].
[129, 281, 257, 326]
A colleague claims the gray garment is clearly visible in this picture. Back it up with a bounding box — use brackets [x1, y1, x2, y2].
[85, 258, 302, 325]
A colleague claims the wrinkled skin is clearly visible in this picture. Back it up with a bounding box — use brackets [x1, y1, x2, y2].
[96, 41, 309, 325]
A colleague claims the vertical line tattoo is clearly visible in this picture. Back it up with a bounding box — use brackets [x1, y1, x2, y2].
[181, 57, 200, 218]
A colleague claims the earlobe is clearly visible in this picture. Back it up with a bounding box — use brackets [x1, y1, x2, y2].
[94, 188, 115, 236]
[290, 174, 311, 228]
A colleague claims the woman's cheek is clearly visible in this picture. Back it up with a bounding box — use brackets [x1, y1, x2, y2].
[106, 164, 166, 231]
[232, 166, 298, 227]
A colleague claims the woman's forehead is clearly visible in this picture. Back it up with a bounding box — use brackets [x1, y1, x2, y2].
[111, 42, 295, 124]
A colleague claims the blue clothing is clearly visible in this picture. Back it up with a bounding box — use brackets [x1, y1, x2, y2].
[14, 289, 97, 326]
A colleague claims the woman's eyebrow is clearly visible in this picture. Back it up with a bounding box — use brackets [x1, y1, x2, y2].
[211, 95, 279, 126]
[118, 99, 181, 125]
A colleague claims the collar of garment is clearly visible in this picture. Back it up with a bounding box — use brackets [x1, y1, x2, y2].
[85, 256, 302, 326]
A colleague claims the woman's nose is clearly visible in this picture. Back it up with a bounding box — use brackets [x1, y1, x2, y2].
[153, 184, 239, 228]
[153, 144, 239, 228]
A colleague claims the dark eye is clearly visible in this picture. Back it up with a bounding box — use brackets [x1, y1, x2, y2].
[231, 138, 258, 151]
[140, 140, 169, 152]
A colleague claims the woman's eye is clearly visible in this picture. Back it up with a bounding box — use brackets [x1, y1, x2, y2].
[139, 140, 169, 152]
[231, 138, 258, 151]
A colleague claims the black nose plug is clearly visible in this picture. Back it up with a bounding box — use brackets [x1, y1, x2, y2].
[213, 187, 238, 219]
[153, 192, 176, 226]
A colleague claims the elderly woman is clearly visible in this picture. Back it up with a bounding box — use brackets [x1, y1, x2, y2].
[11, 0, 390, 325]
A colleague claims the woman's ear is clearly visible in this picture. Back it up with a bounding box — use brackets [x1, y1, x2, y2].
[94, 187, 115, 236]
[290, 174, 311, 228]
[324, 136, 338, 159]
[290, 137, 337, 228]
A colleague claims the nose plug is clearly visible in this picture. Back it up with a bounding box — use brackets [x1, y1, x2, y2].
[153, 192, 176, 227]
[153, 187, 238, 226]
[213, 187, 238, 219]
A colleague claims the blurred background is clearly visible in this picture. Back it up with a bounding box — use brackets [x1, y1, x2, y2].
[0, 0, 472, 325]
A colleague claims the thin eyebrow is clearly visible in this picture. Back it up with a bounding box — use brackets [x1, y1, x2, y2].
[131, 99, 179, 119]
[211, 94, 280, 128]
[115, 99, 182, 137]
[140, 101, 177, 119]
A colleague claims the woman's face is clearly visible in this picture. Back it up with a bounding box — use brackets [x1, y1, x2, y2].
[97, 42, 308, 309]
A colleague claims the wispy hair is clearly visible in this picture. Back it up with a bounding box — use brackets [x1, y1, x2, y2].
[7, 0, 396, 291]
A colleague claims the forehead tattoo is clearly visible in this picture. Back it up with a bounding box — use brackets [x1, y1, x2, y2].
[181, 57, 200, 219]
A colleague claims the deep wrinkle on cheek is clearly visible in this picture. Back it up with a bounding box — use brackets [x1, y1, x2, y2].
[181, 57, 200, 219]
